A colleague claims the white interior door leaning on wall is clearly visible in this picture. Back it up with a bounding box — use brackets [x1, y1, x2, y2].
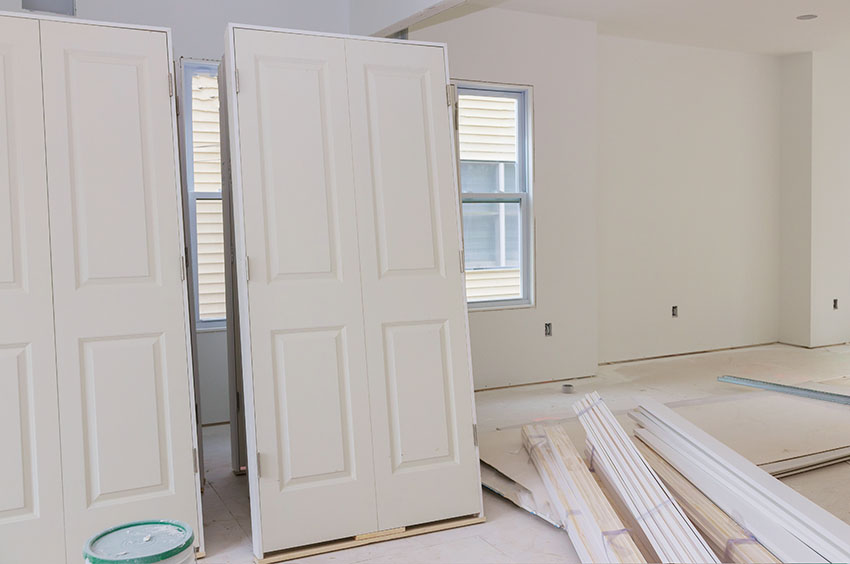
[0, 11, 203, 563]
[222, 24, 482, 559]
[0, 14, 66, 564]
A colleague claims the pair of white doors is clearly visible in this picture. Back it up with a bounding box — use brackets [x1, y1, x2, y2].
[223, 26, 482, 557]
[0, 13, 200, 563]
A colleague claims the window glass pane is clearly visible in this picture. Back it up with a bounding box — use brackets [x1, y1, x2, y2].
[503, 162, 517, 193]
[459, 162, 499, 193]
[195, 199, 226, 320]
[462, 202, 522, 302]
[191, 72, 222, 193]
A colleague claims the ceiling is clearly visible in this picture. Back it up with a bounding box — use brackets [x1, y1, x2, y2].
[468, 0, 850, 54]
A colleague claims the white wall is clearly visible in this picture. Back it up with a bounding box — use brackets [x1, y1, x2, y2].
[809, 47, 850, 345]
[777, 48, 850, 348]
[75, 0, 350, 59]
[197, 330, 229, 425]
[779, 54, 813, 346]
[411, 7, 599, 388]
[598, 36, 781, 362]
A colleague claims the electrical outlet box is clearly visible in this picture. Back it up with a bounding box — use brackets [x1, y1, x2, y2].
[544, 322, 552, 337]
[672, 305, 678, 318]
[834, 299, 839, 310]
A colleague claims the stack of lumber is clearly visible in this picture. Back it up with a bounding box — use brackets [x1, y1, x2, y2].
[632, 397, 850, 563]
[636, 442, 780, 563]
[573, 392, 719, 564]
[759, 446, 850, 478]
[521, 424, 645, 563]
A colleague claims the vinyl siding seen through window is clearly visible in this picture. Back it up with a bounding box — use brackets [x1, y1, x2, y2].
[191, 72, 226, 320]
[458, 92, 526, 303]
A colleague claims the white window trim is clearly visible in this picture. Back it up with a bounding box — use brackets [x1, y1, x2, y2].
[182, 59, 226, 330]
[456, 81, 535, 310]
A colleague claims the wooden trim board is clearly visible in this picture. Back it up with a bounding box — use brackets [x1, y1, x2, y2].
[573, 392, 718, 563]
[633, 397, 850, 562]
[354, 526, 405, 541]
[254, 515, 485, 563]
[522, 423, 645, 563]
[636, 442, 779, 563]
[760, 446, 850, 478]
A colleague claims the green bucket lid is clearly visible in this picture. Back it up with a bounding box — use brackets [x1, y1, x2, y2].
[83, 520, 194, 564]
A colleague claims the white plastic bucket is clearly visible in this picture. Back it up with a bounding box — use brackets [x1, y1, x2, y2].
[83, 520, 196, 564]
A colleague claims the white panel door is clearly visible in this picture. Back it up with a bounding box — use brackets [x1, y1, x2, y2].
[345, 39, 482, 529]
[0, 15, 66, 564]
[232, 29, 379, 552]
[40, 20, 199, 561]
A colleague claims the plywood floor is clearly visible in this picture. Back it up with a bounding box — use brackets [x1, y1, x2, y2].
[201, 343, 850, 563]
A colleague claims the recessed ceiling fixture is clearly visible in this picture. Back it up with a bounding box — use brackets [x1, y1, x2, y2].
[796, 14, 818, 20]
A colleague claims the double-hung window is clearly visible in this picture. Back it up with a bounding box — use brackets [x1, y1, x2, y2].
[182, 60, 226, 328]
[458, 84, 533, 308]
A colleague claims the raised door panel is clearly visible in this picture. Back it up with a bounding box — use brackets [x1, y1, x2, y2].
[0, 15, 66, 564]
[345, 39, 482, 529]
[231, 29, 377, 554]
[40, 20, 199, 562]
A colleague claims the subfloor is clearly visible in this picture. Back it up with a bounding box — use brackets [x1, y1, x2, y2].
[200, 343, 850, 563]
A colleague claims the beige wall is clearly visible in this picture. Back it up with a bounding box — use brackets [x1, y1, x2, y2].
[598, 36, 782, 362]
[810, 47, 850, 346]
[779, 54, 813, 346]
[411, 7, 599, 388]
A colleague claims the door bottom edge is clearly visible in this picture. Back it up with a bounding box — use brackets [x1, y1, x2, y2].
[255, 513, 485, 563]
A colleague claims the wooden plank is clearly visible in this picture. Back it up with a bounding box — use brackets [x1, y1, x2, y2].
[761, 446, 850, 478]
[574, 392, 718, 564]
[522, 423, 646, 563]
[636, 441, 779, 563]
[633, 420, 824, 563]
[354, 526, 405, 541]
[545, 424, 646, 563]
[635, 397, 850, 562]
[254, 515, 485, 563]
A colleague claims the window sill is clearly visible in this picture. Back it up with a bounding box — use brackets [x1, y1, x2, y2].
[196, 324, 226, 333]
[467, 301, 534, 313]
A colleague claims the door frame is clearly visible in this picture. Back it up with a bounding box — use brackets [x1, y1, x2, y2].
[222, 23, 482, 560]
[0, 9, 206, 555]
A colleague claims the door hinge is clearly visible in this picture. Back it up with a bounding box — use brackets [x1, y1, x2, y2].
[245, 255, 250, 281]
[446, 83, 458, 106]
[193, 447, 198, 473]
[235, 69, 240, 94]
[168, 72, 174, 97]
[447, 83, 459, 131]
[459, 249, 465, 273]
[256, 452, 261, 477]
[180, 255, 187, 281]
[472, 424, 478, 447]
[236, 390, 241, 412]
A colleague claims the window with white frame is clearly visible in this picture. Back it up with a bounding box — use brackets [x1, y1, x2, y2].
[182, 61, 226, 327]
[458, 84, 532, 307]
